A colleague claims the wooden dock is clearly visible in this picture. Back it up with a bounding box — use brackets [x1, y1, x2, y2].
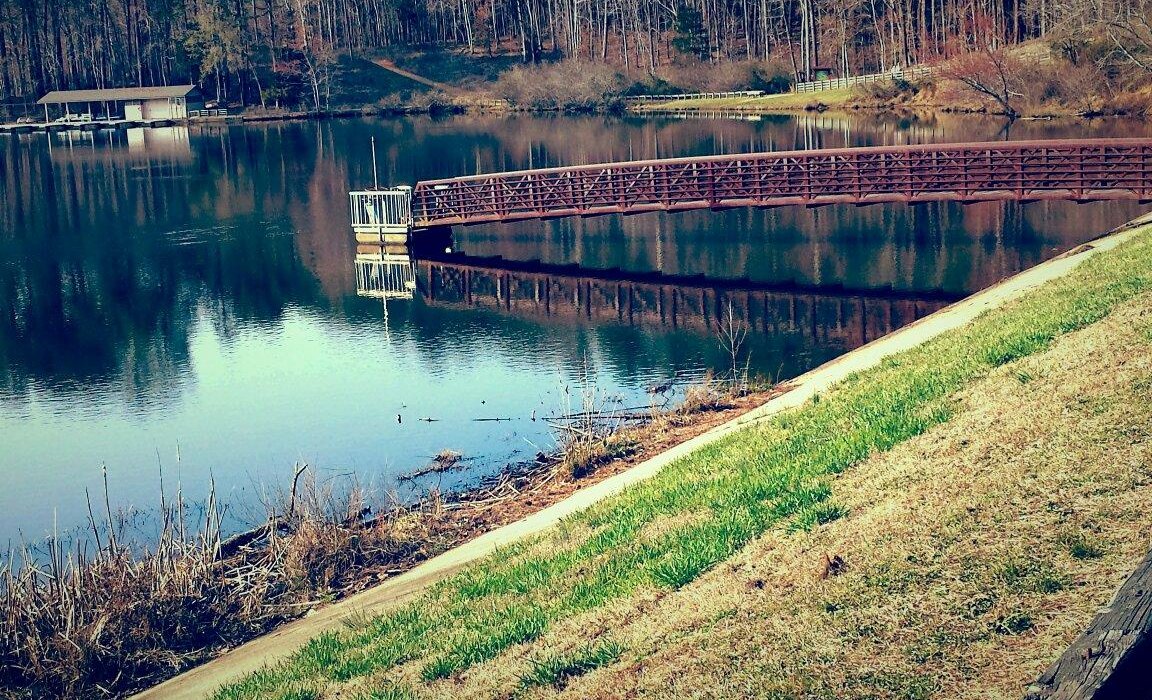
[0, 116, 228, 135]
[1026, 549, 1152, 699]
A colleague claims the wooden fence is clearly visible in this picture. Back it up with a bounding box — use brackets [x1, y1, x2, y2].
[794, 66, 933, 93]
[622, 90, 765, 102]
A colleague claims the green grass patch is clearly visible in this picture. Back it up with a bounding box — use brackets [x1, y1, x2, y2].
[1059, 530, 1107, 560]
[358, 684, 416, 700]
[276, 691, 320, 700]
[993, 556, 1067, 594]
[991, 611, 1035, 635]
[519, 638, 625, 689]
[213, 234, 1152, 698]
[420, 605, 549, 680]
[790, 501, 850, 532]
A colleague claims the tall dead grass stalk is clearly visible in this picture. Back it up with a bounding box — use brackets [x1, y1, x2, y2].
[0, 469, 443, 699]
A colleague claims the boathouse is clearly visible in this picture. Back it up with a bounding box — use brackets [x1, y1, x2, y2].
[35, 85, 202, 122]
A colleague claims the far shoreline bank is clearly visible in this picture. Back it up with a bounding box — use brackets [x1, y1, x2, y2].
[6, 91, 1147, 139]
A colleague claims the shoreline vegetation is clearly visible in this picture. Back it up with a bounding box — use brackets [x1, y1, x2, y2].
[141, 59, 1152, 124]
[210, 40, 1152, 122]
[5, 0, 1152, 128]
[0, 377, 783, 700]
[9, 39, 1151, 130]
[192, 221, 1152, 700]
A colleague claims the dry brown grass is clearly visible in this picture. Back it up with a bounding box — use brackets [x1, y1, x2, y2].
[0, 378, 781, 700]
[429, 290, 1152, 699]
[551, 373, 748, 480]
[632, 87, 857, 114]
[0, 477, 454, 699]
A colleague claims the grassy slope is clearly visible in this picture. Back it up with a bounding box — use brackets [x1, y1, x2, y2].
[630, 87, 856, 114]
[215, 228, 1152, 700]
[485, 255, 1152, 699]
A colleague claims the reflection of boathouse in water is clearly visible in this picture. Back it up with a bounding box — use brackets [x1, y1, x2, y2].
[47, 125, 193, 162]
[354, 245, 962, 349]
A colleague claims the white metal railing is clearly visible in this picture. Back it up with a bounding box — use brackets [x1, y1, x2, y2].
[355, 252, 417, 300]
[350, 187, 413, 234]
[623, 90, 765, 102]
[794, 66, 933, 93]
[189, 108, 229, 118]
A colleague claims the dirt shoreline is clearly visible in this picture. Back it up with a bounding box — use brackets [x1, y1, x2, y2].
[123, 388, 786, 700]
[1, 382, 785, 700]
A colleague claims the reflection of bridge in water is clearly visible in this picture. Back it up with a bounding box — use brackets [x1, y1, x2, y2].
[355, 246, 962, 347]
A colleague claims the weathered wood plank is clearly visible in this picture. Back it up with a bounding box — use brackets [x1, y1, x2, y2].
[1026, 549, 1152, 699]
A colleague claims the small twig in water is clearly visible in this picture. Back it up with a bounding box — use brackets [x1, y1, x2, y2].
[288, 462, 308, 519]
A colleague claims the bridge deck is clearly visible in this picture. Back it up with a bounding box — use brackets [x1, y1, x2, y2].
[408, 139, 1152, 228]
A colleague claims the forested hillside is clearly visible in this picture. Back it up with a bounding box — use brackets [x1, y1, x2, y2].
[0, 0, 1149, 108]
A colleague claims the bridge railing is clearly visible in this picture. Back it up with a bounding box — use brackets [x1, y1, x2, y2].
[409, 140, 1152, 228]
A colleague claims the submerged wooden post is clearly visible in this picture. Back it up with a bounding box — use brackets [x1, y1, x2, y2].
[1026, 549, 1152, 699]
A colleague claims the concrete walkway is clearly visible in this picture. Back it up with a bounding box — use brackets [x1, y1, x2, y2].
[133, 213, 1152, 700]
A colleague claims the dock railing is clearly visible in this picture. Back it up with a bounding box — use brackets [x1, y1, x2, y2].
[350, 187, 413, 235]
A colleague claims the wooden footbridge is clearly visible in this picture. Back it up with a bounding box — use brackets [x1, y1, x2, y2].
[351, 139, 1152, 240]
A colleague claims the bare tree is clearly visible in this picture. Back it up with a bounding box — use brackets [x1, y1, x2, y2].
[939, 45, 1026, 118]
[1103, 0, 1152, 74]
[3, 0, 1151, 115]
[716, 300, 750, 392]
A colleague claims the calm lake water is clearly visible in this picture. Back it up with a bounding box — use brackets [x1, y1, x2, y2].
[1, 112, 1149, 543]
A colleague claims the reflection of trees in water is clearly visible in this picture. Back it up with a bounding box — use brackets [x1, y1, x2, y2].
[1, 115, 1147, 405]
[0, 128, 333, 402]
[355, 112, 1152, 184]
[0, 222, 322, 403]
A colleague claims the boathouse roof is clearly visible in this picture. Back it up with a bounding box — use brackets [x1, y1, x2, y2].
[37, 85, 197, 104]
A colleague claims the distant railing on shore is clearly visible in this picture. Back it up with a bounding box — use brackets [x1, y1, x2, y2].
[794, 66, 933, 93]
[623, 90, 765, 103]
[189, 108, 230, 118]
[622, 69, 933, 103]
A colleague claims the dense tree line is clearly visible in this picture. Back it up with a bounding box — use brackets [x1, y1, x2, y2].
[0, 0, 1148, 107]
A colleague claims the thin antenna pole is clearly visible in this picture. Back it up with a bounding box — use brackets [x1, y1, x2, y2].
[371, 136, 379, 190]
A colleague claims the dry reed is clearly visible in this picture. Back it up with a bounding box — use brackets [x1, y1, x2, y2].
[0, 469, 448, 699]
[0, 375, 758, 700]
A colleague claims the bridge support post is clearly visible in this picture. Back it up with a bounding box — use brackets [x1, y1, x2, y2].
[350, 186, 413, 245]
